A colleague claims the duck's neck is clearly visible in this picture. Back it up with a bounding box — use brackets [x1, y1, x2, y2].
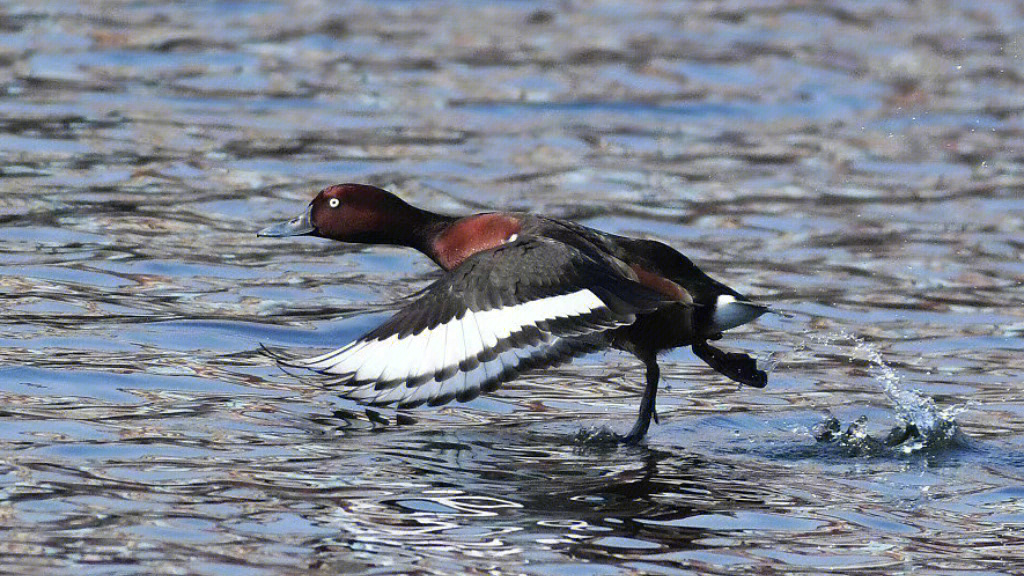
[393, 205, 459, 266]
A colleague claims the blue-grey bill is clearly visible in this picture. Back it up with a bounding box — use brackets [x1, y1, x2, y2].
[257, 205, 315, 237]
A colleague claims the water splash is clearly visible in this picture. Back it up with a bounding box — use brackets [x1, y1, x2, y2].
[805, 329, 967, 456]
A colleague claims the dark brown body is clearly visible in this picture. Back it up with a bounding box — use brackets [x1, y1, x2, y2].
[259, 184, 767, 443]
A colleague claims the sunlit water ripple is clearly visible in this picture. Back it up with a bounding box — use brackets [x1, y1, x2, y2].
[2, 1, 1024, 574]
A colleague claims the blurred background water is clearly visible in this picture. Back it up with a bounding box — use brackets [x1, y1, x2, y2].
[1, 1, 1023, 574]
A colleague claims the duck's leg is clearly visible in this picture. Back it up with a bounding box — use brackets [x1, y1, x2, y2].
[621, 354, 660, 445]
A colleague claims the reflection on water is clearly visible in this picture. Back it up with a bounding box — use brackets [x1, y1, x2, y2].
[3, 0, 1024, 574]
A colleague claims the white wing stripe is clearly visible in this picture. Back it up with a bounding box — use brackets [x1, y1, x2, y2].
[441, 312, 465, 376]
[474, 307, 500, 351]
[412, 322, 443, 382]
[352, 335, 397, 381]
[379, 333, 414, 381]
[344, 335, 565, 407]
[301, 289, 607, 380]
[460, 312, 485, 365]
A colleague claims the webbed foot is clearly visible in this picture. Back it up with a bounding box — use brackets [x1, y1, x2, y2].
[692, 341, 767, 388]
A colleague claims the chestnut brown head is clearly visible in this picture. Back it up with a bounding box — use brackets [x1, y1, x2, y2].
[258, 184, 423, 244]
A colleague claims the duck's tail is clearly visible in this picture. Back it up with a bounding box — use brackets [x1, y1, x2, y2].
[710, 295, 772, 333]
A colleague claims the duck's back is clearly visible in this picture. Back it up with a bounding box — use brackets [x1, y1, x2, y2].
[522, 216, 735, 304]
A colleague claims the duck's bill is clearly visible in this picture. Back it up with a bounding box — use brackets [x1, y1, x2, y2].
[257, 205, 315, 237]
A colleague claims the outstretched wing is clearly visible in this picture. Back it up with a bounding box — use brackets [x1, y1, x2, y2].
[278, 237, 675, 408]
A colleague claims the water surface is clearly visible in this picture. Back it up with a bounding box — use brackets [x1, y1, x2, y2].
[2, 1, 1023, 574]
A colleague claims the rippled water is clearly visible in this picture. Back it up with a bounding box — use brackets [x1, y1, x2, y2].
[3, 1, 1024, 574]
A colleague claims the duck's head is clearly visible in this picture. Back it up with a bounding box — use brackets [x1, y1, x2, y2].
[258, 183, 426, 245]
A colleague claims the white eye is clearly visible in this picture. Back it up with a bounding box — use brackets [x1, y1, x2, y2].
[328, 198, 340, 208]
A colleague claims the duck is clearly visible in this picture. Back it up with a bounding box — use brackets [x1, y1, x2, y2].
[258, 183, 770, 443]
